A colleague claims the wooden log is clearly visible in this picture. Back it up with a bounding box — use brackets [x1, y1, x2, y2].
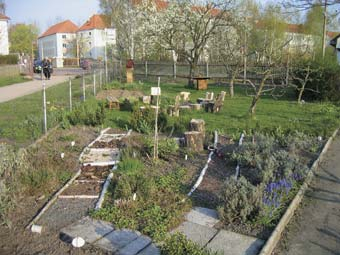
[126, 68, 134, 83]
[184, 131, 204, 152]
[190, 119, 205, 134]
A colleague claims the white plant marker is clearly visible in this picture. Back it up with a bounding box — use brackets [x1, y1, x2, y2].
[31, 224, 42, 234]
[60, 153, 65, 159]
[71, 141, 75, 147]
[72, 237, 85, 248]
[133, 193, 137, 201]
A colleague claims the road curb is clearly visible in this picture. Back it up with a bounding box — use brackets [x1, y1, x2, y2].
[259, 128, 339, 255]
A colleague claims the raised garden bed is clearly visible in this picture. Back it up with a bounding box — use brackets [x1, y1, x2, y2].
[77, 165, 112, 180]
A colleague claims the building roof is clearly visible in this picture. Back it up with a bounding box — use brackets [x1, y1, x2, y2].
[0, 13, 10, 20]
[78, 14, 109, 31]
[132, 0, 168, 10]
[39, 20, 78, 38]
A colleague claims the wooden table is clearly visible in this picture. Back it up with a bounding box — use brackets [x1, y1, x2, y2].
[192, 77, 210, 90]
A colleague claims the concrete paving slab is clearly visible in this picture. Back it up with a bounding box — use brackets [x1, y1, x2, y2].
[60, 216, 114, 244]
[94, 229, 140, 252]
[206, 230, 264, 255]
[118, 236, 152, 255]
[98, 134, 126, 143]
[81, 148, 120, 166]
[186, 207, 219, 227]
[137, 243, 160, 255]
[173, 221, 218, 247]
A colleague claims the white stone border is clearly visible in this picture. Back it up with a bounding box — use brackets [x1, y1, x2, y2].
[259, 128, 339, 255]
[187, 131, 218, 196]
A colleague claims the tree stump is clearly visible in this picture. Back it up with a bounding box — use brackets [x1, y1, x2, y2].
[185, 131, 204, 152]
[190, 119, 205, 134]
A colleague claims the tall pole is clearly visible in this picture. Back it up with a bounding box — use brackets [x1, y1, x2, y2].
[69, 77, 72, 111]
[153, 77, 160, 159]
[42, 82, 47, 134]
[93, 71, 96, 96]
[322, 0, 328, 58]
[82, 72, 86, 101]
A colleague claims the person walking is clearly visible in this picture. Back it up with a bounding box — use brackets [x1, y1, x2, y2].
[42, 58, 52, 80]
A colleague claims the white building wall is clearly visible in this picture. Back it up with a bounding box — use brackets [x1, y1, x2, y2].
[0, 19, 9, 55]
[77, 28, 116, 60]
[38, 33, 77, 67]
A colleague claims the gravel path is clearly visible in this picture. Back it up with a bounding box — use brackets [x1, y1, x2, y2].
[274, 133, 340, 255]
[0, 74, 74, 103]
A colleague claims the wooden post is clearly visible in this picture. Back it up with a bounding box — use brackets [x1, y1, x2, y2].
[100, 69, 102, 89]
[42, 82, 47, 134]
[153, 77, 161, 159]
[206, 62, 209, 77]
[82, 72, 86, 101]
[145, 61, 148, 78]
[93, 71, 96, 96]
[69, 77, 72, 111]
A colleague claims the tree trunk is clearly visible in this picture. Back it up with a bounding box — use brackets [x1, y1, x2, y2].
[297, 84, 306, 104]
[249, 71, 270, 115]
[230, 70, 238, 98]
[190, 119, 205, 134]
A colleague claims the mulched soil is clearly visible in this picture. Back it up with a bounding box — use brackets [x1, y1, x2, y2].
[61, 182, 103, 196]
[78, 165, 112, 180]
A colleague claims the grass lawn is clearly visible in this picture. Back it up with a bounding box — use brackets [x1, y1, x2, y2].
[0, 75, 96, 145]
[0, 78, 339, 146]
[105, 81, 340, 138]
[0, 75, 32, 88]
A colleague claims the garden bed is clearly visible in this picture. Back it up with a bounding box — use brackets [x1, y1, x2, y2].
[77, 165, 112, 180]
[60, 182, 103, 196]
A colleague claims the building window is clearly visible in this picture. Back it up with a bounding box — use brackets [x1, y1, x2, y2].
[89, 32, 91, 35]
[62, 34, 66, 39]
[63, 43, 67, 48]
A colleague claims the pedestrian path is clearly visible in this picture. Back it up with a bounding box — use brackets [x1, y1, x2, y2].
[173, 207, 264, 255]
[274, 133, 340, 255]
[0, 74, 73, 103]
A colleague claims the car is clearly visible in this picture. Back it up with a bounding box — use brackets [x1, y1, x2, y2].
[33, 60, 43, 73]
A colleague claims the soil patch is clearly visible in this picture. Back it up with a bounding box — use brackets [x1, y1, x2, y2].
[78, 165, 112, 180]
[96, 89, 144, 101]
[61, 182, 103, 196]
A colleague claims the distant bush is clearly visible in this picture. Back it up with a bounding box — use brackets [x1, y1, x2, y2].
[63, 100, 105, 126]
[0, 54, 18, 65]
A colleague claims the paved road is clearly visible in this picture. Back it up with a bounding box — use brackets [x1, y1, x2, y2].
[275, 133, 340, 255]
[0, 74, 74, 103]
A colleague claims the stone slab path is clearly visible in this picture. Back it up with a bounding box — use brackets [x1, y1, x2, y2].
[60, 217, 160, 255]
[274, 133, 340, 255]
[174, 207, 264, 255]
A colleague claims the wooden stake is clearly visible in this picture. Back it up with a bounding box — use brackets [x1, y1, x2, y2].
[42, 82, 47, 134]
[153, 77, 160, 159]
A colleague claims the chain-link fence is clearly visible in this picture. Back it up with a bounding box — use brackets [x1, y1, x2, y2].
[109, 60, 289, 85]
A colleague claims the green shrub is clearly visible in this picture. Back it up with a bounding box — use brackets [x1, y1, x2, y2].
[144, 138, 179, 160]
[129, 107, 168, 134]
[218, 177, 262, 224]
[0, 55, 18, 65]
[161, 233, 216, 255]
[65, 100, 105, 126]
[0, 144, 28, 226]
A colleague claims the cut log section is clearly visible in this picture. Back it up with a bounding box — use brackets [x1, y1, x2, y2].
[185, 131, 204, 152]
[190, 119, 205, 134]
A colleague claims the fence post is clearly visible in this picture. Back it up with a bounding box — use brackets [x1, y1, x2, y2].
[145, 61, 148, 78]
[173, 62, 177, 79]
[42, 82, 47, 134]
[93, 71, 96, 96]
[206, 62, 209, 77]
[100, 69, 103, 89]
[82, 72, 86, 101]
[69, 77, 72, 111]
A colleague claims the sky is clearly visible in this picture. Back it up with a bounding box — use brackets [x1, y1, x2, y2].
[6, 0, 100, 35]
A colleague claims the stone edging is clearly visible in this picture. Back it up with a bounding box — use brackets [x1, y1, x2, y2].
[259, 128, 339, 255]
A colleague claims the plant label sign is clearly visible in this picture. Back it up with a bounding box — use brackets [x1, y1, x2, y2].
[151, 87, 161, 96]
